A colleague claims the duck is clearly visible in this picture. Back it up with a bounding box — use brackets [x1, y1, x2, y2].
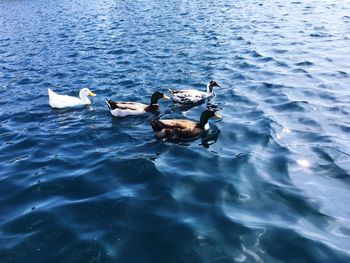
[48, 88, 96, 108]
[105, 91, 170, 117]
[169, 80, 221, 104]
[151, 109, 222, 140]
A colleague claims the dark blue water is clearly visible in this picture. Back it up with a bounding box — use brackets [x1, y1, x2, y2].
[1, 0, 350, 262]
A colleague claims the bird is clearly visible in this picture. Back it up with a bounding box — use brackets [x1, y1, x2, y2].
[105, 91, 170, 117]
[151, 109, 222, 140]
[168, 80, 221, 104]
[48, 88, 96, 108]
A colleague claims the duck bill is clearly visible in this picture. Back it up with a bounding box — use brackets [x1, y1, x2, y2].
[162, 95, 170, 100]
[88, 92, 96, 97]
[214, 113, 222, 119]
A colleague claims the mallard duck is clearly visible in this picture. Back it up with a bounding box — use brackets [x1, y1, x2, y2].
[169, 80, 221, 104]
[151, 110, 222, 139]
[105, 91, 170, 117]
[48, 88, 96, 108]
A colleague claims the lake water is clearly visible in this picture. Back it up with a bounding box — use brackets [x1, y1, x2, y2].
[1, 0, 350, 262]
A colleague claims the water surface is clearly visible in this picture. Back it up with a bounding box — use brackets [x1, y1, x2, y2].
[1, 0, 350, 262]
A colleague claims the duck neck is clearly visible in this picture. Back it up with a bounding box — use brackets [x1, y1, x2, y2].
[206, 82, 214, 96]
[80, 93, 91, 105]
[198, 115, 210, 129]
[150, 97, 159, 106]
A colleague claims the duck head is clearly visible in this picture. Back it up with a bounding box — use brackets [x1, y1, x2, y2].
[199, 110, 222, 129]
[79, 88, 96, 104]
[150, 91, 170, 105]
[207, 80, 221, 94]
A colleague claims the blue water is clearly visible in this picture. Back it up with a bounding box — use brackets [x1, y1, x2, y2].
[1, 0, 350, 262]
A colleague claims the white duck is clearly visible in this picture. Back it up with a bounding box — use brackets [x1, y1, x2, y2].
[169, 80, 221, 104]
[48, 88, 96, 108]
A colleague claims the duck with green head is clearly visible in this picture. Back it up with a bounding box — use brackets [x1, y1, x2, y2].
[151, 109, 222, 139]
[105, 91, 170, 117]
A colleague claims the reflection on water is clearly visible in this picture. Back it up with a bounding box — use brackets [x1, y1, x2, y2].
[201, 124, 221, 148]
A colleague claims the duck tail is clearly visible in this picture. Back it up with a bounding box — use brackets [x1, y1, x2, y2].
[48, 88, 54, 96]
[105, 98, 113, 110]
[151, 119, 164, 131]
[105, 98, 120, 110]
[48, 88, 56, 101]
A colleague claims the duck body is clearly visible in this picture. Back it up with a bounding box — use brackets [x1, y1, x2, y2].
[105, 101, 158, 117]
[151, 110, 221, 140]
[105, 92, 169, 117]
[169, 80, 221, 104]
[48, 88, 96, 108]
[169, 89, 207, 104]
[151, 119, 206, 139]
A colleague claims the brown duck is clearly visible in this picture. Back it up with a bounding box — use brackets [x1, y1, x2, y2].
[151, 110, 222, 139]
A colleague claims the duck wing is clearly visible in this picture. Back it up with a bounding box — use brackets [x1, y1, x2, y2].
[169, 89, 203, 96]
[105, 99, 147, 111]
[169, 89, 206, 104]
[151, 119, 196, 130]
[151, 119, 202, 139]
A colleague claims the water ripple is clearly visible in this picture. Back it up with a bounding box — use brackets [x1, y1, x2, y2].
[1, 0, 350, 262]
